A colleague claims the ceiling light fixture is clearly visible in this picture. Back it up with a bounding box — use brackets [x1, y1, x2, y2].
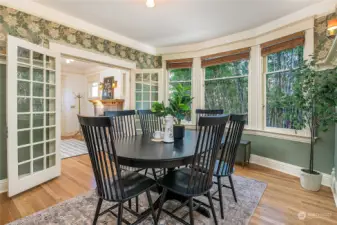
[66, 59, 74, 64]
[146, 0, 155, 8]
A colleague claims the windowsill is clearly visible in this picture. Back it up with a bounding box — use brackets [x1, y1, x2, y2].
[243, 128, 315, 144]
[185, 125, 314, 144]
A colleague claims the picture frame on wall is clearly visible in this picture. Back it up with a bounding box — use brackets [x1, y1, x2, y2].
[102, 76, 114, 99]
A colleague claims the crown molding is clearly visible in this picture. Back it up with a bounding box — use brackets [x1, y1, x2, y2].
[1, 0, 157, 55]
[2, 0, 337, 57]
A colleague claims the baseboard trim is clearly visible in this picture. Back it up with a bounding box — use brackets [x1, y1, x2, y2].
[249, 154, 331, 187]
[331, 168, 337, 207]
[0, 179, 8, 193]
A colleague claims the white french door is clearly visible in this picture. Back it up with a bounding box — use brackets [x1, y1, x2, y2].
[7, 35, 61, 197]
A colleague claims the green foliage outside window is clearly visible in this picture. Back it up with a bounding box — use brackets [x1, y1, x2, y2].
[169, 68, 192, 121]
[204, 60, 248, 114]
[169, 68, 192, 95]
[266, 45, 304, 128]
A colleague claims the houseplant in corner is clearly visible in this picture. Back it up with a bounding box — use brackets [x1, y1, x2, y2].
[152, 84, 193, 139]
[283, 58, 337, 191]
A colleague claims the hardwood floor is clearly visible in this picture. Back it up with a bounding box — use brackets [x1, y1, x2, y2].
[1, 154, 336, 225]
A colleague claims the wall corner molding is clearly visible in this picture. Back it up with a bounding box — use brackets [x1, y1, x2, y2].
[0, 179, 8, 194]
[249, 154, 332, 187]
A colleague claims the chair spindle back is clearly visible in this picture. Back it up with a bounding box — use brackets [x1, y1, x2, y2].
[215, 114, 247, 176]
[195, 109, 224, 130]
[104, 110, 137, 139]
[138, 110, 164, 134]
[188, 115, 228, 194]
[78, 115, 126, 201]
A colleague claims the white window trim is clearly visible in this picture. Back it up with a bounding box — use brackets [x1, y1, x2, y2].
[262, 53, 311, 138]
[161, 28, 314, 143]
[166, 67, 194, 125]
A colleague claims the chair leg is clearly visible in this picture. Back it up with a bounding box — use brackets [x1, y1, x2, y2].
[136, 196, 139, 212]
[146, 189, 157, 225]
[243, 145, 247, 168]
[128, 199, 132, 209]
[144, 168, 148, 175]
[188, 197, 194, 225]
[207, 191, 218, 225]
[228, 175, 237, 202]
[152, 168, 158, 180]
[156, 188, 168, 223]
[217, 177, 224, 219]
[117, 203, 123, 225]
[92, 198, 103, 225]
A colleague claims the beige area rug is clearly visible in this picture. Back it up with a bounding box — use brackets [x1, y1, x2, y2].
[7, 175, 266, 225]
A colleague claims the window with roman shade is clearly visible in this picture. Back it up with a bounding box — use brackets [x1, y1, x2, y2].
[167, 58, 193, 95]
[167, 58, 193, 121]
[262, 31, 305, 130]
[202, 48, 250, 115]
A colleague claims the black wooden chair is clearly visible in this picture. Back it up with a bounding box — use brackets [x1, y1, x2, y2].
[104, 110, 143, 173]
[104, 110, 137, 139]
[137, 110, 166, 179]
[156, 115, 229, 225]
[104, 110, 146, 211]
[195, 109, 224, 130]
[78, 115, 157, 225]
[213, 114, 247, 219]
[138, 109, 164, 134]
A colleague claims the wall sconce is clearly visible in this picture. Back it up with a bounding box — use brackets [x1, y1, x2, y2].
[327, 18, 337, 38]
[112, 81, 118, 88]
[98, 81, 118, 90]
[99, 82, 104, 90]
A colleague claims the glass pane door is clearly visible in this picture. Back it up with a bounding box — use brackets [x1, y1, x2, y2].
[135, 72, 159, 110]
[7, 35, 60, 197]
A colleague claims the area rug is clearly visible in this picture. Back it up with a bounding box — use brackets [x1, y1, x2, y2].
[7, 175, 266, 225]
[60, 139, 88, 159]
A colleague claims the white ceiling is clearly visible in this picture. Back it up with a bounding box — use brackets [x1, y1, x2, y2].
[35, 0, 323, 47]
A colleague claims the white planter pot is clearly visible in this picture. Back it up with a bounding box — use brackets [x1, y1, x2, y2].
[300, 169, 322, 191]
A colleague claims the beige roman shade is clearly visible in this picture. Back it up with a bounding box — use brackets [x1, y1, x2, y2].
[166, 58, 193, 69]
[201, 47, 251, 68]
[261, 31, 305, 56]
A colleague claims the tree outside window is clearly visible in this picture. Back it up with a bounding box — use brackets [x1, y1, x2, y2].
[204, 60, 248, 114]
[265, 45, 303, 128]
[169, 68, 192, 121]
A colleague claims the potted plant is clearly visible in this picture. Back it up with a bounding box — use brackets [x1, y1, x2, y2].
[152, 84, 193, 139]
[283, 58, 337, 191]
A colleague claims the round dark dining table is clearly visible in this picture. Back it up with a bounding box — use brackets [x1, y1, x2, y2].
[113, 129, 212, 218]
[113, 129, 199, 169]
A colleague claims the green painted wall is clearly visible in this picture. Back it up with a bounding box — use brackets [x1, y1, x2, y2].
[242, 126, 335, 174]
[0, 64, 6, 180]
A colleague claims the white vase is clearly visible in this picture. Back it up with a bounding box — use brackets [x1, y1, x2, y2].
[163, 115, 174, 143]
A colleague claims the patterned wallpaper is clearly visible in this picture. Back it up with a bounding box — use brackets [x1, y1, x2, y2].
[314, 12, 336, 61]
[0, 6, 162, 69]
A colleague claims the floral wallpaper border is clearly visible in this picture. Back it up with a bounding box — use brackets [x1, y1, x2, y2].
[314, 12, 336, 61]
[0, 5, 162, 69]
